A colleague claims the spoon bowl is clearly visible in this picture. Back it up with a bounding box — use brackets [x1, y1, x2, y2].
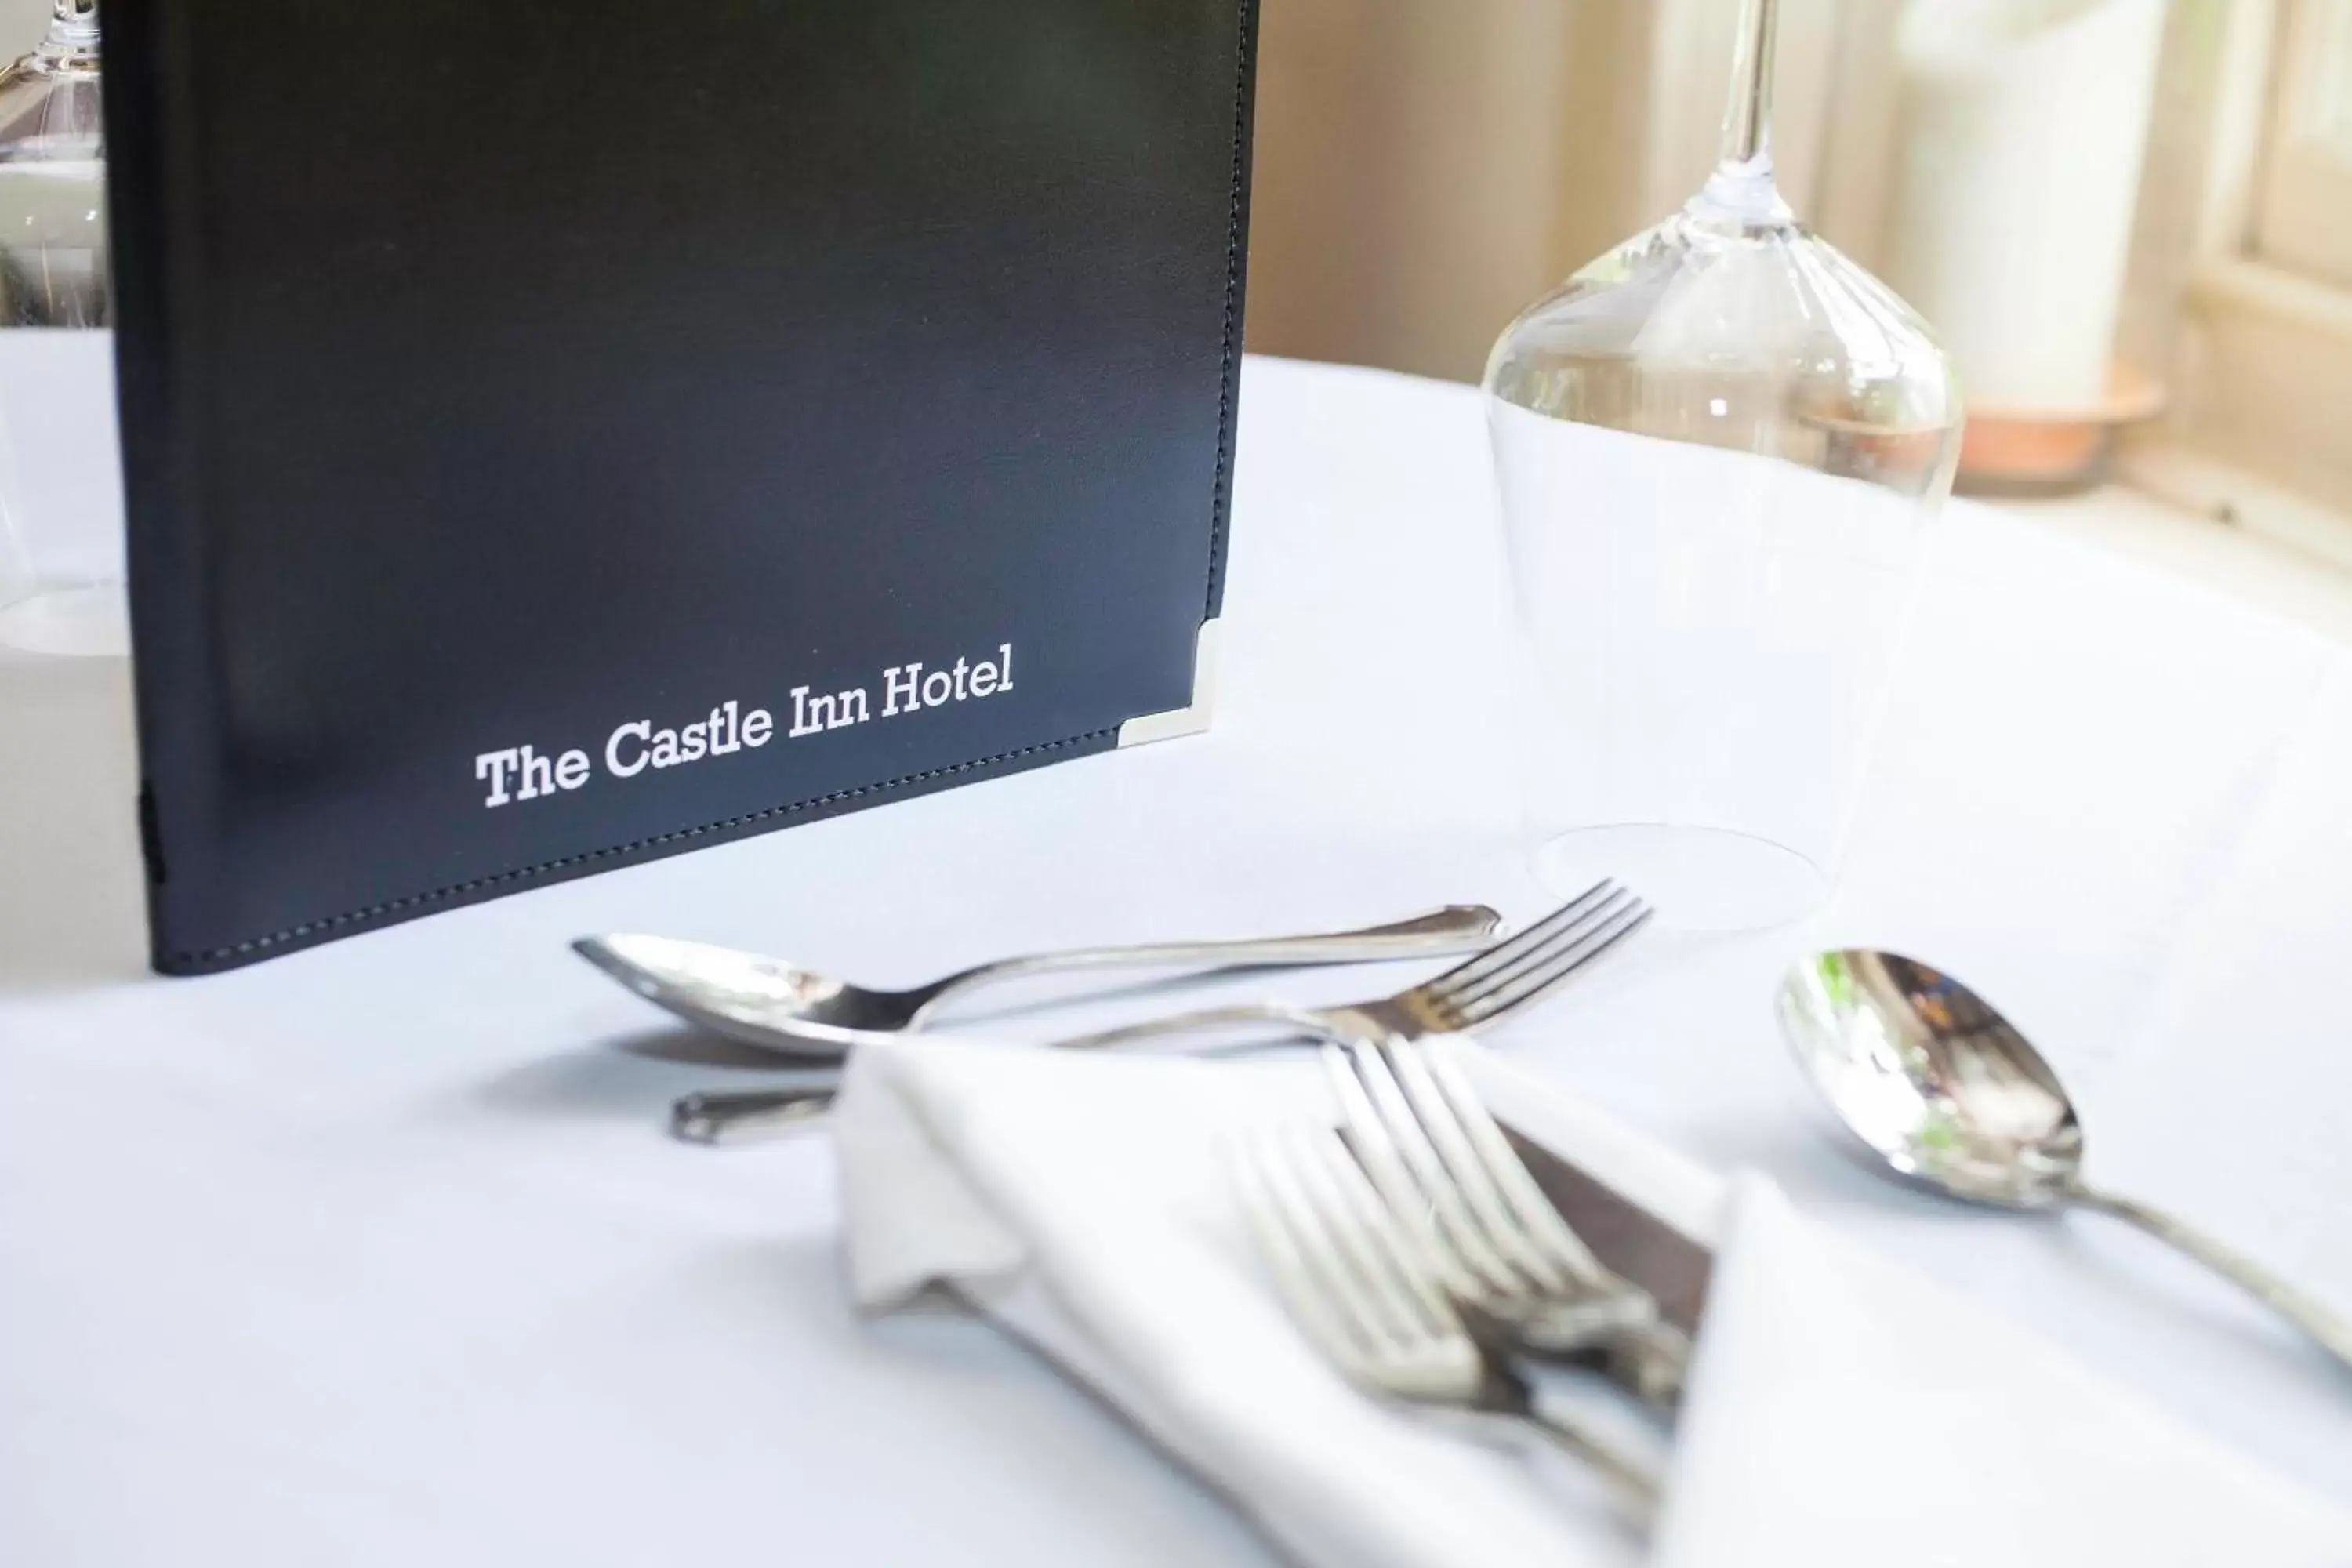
[1777, 949, 2082, 1210]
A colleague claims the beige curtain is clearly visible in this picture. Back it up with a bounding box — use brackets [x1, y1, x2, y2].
[1243, 0, 1900, 383]
[2, 0, 50, 53]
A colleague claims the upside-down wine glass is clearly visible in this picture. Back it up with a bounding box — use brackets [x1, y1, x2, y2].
[1483, 0, 1962, 929]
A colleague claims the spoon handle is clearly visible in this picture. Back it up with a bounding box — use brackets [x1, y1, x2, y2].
[2070, 1183, 2352, 1370]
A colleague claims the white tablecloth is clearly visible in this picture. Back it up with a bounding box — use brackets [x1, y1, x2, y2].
[3, 357, 2349, 1565]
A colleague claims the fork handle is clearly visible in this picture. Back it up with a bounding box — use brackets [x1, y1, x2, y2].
[908, 906, 1499, 1022]
[1519, 1407, 1660, 1508]
[672, 1087, 837, 1144]
[1044, 1002, 1340, 1053]
[670, 1002, 1335, 1143]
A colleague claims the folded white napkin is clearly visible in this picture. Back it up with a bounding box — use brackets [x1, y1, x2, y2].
[833, 1038, 2352, 1567]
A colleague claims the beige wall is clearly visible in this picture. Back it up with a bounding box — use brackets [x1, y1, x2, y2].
[3, 0, 49, 53]
[1244, 0, 1649, 386]
[1243, 0, 1602, 385]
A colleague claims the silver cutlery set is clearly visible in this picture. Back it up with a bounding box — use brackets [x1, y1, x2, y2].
[580, 880, 1690, 1491]
[576, 884, 2352, 1494]
[580, 902, 1504, 1142]
[591, 882, 1652, 1144]
[574, 903, 1508, 1056]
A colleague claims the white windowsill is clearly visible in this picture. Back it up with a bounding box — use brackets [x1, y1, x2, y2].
[1984, 477, 2352, 649]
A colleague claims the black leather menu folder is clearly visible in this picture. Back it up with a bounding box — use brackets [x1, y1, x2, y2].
[102, 1, 1257, 973]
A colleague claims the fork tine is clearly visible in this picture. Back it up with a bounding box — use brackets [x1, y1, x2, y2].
[1435, 886, 1639, 1020]
[1226, 1128, 1383, 1372]
[1464, 893, 1650, 1022]
[1415, 1037, 1610, 1285]
[1449, 896, 1652, 1032]
[1236, 1127, 1465, 1377]
[1416, 880, 1617, 1006]
[1318, 1047, 1491, 1300]
[1229, 1122, 1664, 1504]
[1287, 1127, 1458, 1340]
[1327, 1040, 1530, 1296]
[1374, 1039, 1584, 1294]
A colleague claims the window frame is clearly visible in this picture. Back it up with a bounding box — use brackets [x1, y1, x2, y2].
[2120, 0, 2352, 560]
[2252, 0, 2352, 288]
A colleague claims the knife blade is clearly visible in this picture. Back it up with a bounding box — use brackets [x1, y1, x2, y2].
[1501, 1124, 1713, 1335]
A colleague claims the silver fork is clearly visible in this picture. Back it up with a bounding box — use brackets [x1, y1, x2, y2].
[1225, 1122, 1658, 1503]
[1047, 879, 1652, 1054]
[672, 880, 1653, 1144]
[1326, 1037, 1693, 1406]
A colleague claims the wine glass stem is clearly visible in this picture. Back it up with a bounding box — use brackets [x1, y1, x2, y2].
[1720, 0, 1779, 169]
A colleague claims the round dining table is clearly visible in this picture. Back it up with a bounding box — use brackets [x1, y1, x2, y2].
[4, 356, 2349, 1564]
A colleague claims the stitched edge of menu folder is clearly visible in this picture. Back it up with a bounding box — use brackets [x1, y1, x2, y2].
[1203, 0, 1257, 621]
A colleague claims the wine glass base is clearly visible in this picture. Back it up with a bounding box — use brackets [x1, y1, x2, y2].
[0, 582, 130, 658]
[1534, 823, 1827, 932]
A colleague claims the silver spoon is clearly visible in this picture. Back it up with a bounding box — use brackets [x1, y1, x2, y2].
[575, 905, 1504, 1062]
[1777, 949, 2352, 1371]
